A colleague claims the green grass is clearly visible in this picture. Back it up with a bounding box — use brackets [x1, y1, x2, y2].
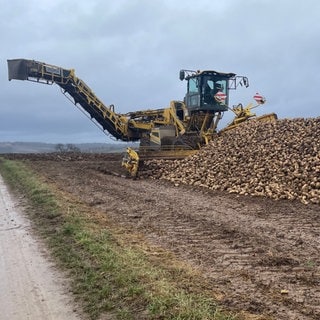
[0, 158, 237, 320]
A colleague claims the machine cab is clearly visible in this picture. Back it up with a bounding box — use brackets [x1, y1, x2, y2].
[180, 70, 241, 113]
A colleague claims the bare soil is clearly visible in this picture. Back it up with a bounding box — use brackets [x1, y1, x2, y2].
[6, 153, 320, 320]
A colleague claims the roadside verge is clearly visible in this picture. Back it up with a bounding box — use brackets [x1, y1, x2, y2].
[0, 158, 237, 320]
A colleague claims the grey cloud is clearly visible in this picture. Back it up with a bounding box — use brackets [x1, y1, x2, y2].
[1, 0, 319, 143]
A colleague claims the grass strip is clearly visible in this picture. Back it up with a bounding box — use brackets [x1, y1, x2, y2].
[0, 158, 237, 320]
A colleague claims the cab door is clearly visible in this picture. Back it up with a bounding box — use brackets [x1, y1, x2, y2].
[185, 77, 201, 111]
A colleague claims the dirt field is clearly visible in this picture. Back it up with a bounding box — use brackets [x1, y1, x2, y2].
[6, 153, 320, 320]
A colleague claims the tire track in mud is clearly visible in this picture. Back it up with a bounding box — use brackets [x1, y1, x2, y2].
[27, 160, 320, 320]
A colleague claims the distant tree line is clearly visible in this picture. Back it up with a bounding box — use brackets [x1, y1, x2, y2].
[55, 143, 81, 153]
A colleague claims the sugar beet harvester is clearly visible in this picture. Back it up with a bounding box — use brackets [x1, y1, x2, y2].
[7, 59, 277, 177]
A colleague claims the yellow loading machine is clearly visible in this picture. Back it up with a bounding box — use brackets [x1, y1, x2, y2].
[7, 59, 277, 176]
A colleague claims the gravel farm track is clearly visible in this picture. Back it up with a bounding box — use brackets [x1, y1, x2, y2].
[4, 152, 320, 320]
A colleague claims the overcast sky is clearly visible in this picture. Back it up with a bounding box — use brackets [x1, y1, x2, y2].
[1, 0, 319, 144]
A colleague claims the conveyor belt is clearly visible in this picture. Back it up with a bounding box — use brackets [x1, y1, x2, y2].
[7, 59, 135, 141]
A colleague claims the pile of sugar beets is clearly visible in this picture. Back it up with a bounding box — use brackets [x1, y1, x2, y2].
[142, 117, 320, 205]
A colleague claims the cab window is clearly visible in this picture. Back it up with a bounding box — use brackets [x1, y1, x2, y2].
[188, 78, 198, 94]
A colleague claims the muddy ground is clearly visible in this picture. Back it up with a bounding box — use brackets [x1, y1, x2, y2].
[5, 153, 320, 320]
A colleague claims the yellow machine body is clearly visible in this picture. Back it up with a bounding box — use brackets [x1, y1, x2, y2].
[7, 59, 277, 177]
